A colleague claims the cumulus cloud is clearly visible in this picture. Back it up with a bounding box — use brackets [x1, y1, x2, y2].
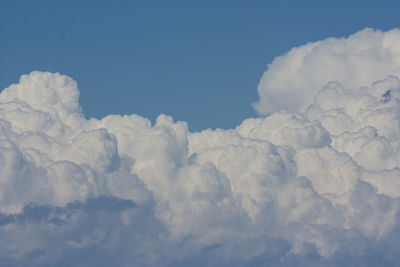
[2, 28, 400, 266]
[253, 28, 400, 115]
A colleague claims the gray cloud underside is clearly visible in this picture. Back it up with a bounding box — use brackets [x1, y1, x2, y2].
[2, 28, 400, 266]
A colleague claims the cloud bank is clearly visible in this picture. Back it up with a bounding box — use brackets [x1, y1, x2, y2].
[2, 28, 400, 266]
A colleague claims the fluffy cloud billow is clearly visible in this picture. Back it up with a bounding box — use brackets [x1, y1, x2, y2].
[253, 28, 400, 115]
[2, 28, 400, 266]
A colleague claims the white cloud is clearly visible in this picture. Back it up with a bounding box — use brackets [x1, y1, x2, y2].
[2, 28, 400, 265]
[253, 28, 400, 115]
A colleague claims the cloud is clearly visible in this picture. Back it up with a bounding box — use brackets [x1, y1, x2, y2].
[253, 28, 400, 115]
[2, 28, 400, 265]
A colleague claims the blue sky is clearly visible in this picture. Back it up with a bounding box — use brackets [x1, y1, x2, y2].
[1, 0, 400, 131]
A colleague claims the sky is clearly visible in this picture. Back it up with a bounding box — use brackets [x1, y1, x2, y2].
[3, 1, 400, 267]
[1, 0, 400, 131]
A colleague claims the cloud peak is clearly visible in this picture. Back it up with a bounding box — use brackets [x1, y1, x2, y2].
[253, 28, 400, 115]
